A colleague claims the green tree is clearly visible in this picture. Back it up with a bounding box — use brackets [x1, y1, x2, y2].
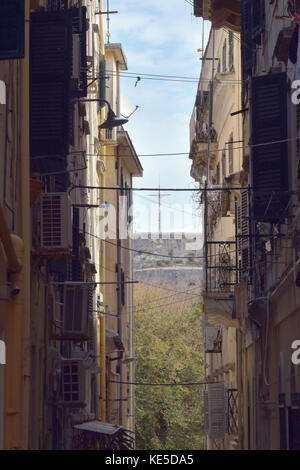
[134, 286, 204, 450]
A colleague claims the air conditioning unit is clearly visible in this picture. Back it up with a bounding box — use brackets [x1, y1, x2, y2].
[205, 325, 222, 353]
[205, 382, 227, 439]
[72, 34, 81, 80]
[61, 359, 88, 407]
[63, 283, 91, 338]
[40, 192, 72, 252]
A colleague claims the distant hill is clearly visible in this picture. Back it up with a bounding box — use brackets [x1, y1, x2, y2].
[133, 232, 203, 289]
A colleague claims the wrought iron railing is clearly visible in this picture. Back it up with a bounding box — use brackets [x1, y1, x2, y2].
[227, 388, 238, 435]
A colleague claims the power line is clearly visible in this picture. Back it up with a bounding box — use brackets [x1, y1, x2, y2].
[134, 192, 198, 217]
[103, 70, 243, 84]
[86, 135, 300, 159]
[103, 237, 204, 259]
[109, 380, 213, 386]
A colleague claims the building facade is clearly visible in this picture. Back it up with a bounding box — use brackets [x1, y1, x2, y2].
[0, 0, 141, 450]
[189, 20, 242, 450]
[193, 0, 300, 450]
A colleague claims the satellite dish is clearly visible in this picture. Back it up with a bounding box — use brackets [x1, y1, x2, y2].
[120, 94, 134, 118]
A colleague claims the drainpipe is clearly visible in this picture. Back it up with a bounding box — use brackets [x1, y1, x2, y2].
[88, 3, 99, 420]
[98, 0, 106, 422]
[116, 154, 123, 425]
[19, 0, 31, 449]
[100, 313, 106, 420]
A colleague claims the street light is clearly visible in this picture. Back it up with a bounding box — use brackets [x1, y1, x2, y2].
[79, 98, 128, 130]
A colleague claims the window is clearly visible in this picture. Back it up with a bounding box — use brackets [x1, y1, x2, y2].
[229, 31, 234, 70]
[222, 151, 226, 180]
[228, 133, 234, 174]
[222, 40, 227, 72]
[0, 1, 24, 59]
[216, 163, 220, 185]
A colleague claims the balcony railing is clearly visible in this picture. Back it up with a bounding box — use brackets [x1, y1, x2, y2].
[227, 388, 238, 435]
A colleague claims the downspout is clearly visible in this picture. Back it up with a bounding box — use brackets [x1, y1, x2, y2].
[100, 313, 106, 420]
[19, 0, 31, 449]
[97, 0, 106, 423]
[130, 174, 135, 438]
[88, 4, 99, 420]
[116, 153, 123, 425]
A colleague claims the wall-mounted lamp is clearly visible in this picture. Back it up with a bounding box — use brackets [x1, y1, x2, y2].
[79, 98, 128, 130]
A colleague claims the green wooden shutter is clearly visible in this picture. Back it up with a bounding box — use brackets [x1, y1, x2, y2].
[228, 31, 234, 70]
[0, 0, 24, 59]
[251, 73, 288, 220]
[99, 56, 106, 108]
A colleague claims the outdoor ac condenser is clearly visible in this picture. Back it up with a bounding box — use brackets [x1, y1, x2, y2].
[40, 192, 73, 251]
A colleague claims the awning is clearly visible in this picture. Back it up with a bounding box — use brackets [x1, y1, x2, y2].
[73, 421, 122, 435]
[72, 420, 134, 450]
[203, 291, 238, 327]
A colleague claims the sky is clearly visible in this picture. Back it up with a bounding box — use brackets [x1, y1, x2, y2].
[103, 0, 211, 233]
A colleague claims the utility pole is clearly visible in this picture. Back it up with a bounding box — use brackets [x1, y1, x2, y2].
[149, 182, 171, 234]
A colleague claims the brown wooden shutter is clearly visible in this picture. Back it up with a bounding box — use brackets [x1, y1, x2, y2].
[30, 10, 72, 170]
[251, 72, 288, 220]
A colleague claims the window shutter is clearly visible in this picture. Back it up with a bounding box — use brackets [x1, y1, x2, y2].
[207, 383, 227, 439]
[229, 133, 234, 174]
[228, 31, 234, 70]
[70, 7, 88, 98]
[99, 56, 106, 108]
[241, 0, 253, 75]
[252, 0, 265, 45]
[289, 408, 300, 450]
[30, 10, 72, 168]
[251, 73, 288, 220]
[222, 151, 226, 180]
[236, 190, 250, 281]
[121, 269, 125, 306]
[222, 40, 227, 72]
[0, 0, 24, 59]
[72, 207, 84, 281]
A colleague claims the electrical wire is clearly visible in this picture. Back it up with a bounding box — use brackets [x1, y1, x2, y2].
[86, 135, 300, 159]
[103, 69, 243, 84]
[134, 192, 199, 217]
[109, 380, 214, 386]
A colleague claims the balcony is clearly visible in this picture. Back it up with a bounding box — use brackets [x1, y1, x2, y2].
[193, 0, 241, 32]
[203, 291, 238, 327]
[189, 116, 218, 181]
